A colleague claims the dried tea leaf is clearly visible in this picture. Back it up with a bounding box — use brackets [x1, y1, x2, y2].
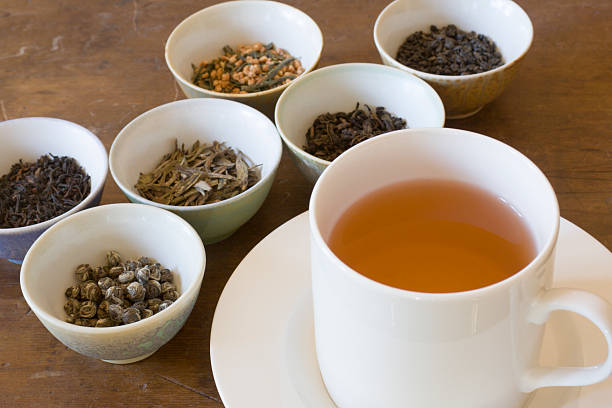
[303, 103, 407, 162]
[191, 42, 305, 94]
[194, 180, 212, 194]
[235, 155, 249, 191]
[135, 140, 261, 206]
[0, 155, 91, 228]
[396, 24, 504, 76]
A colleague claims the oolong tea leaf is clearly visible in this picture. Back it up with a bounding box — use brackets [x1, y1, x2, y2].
[135, 140, 261, 206]
[396, 25, 503, 76]
[303, 103, 407, 162]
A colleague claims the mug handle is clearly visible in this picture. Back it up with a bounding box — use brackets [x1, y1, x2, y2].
[520, 288, 612, 392]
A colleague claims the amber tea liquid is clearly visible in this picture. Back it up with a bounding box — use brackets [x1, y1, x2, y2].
[328, 179, 537, 293]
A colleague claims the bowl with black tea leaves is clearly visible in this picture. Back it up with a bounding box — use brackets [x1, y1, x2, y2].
[274, 62, 445, 183]
[374, 0, 533, 118]
[165, 0, 323, 118]
[109, 98, 282, 244]
[0, 117, 108, 263]
[20, 203, 206, 364]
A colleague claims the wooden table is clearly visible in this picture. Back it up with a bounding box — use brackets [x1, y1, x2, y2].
[0, 0, 609, 406]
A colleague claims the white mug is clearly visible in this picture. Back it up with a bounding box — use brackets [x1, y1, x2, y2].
[309, 128, 612, 408]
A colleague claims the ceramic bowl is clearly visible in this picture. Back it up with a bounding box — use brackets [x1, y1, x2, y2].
[274, 63, 445, 183]
[165, 0, 323, 118]
[109, 98, 282, 244]
[0, 117, 108, 263]
[20, 203, 206, 364]
[374, 0, 533, 119]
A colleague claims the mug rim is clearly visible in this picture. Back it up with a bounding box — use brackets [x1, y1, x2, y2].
[309, 128, 560, 300]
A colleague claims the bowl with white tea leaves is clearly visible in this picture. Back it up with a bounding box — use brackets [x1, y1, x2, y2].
[109, 98, 282, 244]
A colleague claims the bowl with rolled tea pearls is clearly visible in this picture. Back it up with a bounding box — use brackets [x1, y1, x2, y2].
[109, 98, 282, 244]
[165, 0, 323, 118]
[374, 0, 533, 118]
[274, 63, 445, 183]
[20, 203, 206, 364]
[0, 117, 108, 263]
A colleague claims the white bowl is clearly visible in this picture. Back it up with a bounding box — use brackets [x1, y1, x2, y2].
[274, 63, 445, 183]
[109, 98, 282, 244]
[374, 0, 533, 118]
[20, 203, 206, 364]
[165, 0, 323, 118]
[0, 117, 108, 262]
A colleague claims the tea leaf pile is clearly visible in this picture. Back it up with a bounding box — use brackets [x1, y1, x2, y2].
[303, 103, 407, 162]
[135, 140, 261, 206]
[396, 25, 503, 75]
[0, 155, 90, 228]
[192, 42, 304, 94]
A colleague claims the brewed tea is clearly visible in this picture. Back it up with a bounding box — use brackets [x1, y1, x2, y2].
[328, 179, 536, 293]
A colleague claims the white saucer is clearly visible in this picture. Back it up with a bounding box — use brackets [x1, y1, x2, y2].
[211, 212, 612, 407]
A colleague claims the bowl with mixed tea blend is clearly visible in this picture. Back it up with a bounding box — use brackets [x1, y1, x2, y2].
[0, 118, 107, 262]
[165, 0, 323, 118]
[374, 0, 533, 118]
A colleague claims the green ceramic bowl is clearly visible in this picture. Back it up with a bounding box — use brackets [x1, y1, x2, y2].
[109, 98, 282, 244]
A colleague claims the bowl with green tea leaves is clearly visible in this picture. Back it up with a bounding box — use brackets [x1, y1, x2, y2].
[275, 63, 445, 183]
[20, 203, 206, 363]
[0, 117, 108, 263]
[109, 98, 282, 244]
[165, 0, 323, 118]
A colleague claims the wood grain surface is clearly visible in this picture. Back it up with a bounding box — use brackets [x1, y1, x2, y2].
[0, 0, 610, 406]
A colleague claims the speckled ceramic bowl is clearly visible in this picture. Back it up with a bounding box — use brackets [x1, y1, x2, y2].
[109, 98, 282, 244]
[374, 0, 533, 118]
[165, 0, 323, 118]
[0, 117, 108, 263]
[275, 63, 445, 183]
[20, 203, 206, 364]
